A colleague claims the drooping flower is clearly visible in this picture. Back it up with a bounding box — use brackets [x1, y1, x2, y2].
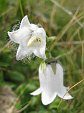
[31, 62, 73, 105]
[8, 15, 46, 60]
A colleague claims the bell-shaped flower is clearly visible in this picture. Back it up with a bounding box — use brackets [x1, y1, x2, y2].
[8, 15, 46, 60]
[31, 62, 73, 105]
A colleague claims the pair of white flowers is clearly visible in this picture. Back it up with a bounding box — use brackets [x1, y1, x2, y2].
[8, 15, 73, 105]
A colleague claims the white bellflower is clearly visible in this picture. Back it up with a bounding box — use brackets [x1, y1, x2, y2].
[31, 63, 73, 105]
[8, 16, 46, 60]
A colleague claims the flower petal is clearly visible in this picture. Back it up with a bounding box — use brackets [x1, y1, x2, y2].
[41, 91, 57, 105]
[57, 86, 73, 100]
[8, 27, 31, 44]
[32, 28, 46, 40]
[20, 15, 30, 28]
[56, 63, 64, 86]
[33, 48, 46, 59]
[55, 63, 73, 99]
[30, 24, 38, 31]
[45, 65, 57, 92]
[29, 27, 46, 59]
[39, 64, 57, 105]
[39, 63, 47, 88]
[63, 93, 73, 100]
[16, 46, 32, 60]
[39, 64, 56, 92]
[30, 88, 42, 96]
[40, 44, 46, 58]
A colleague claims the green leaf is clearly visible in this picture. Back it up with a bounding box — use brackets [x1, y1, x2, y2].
[8, 71, 25, 82]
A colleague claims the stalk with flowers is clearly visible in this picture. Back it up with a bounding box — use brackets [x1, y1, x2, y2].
[8, 15, 73, 105]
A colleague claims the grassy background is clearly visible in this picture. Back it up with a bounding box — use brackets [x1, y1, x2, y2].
[0, 0, 84, 113]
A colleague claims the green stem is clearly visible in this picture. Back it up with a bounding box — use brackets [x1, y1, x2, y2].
[18, 0, 24, 17]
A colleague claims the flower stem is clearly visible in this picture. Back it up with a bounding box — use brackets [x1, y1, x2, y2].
[18, 0, 24, 17]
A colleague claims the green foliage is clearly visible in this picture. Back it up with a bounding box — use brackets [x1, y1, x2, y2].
[8, 71, 25, 82]
[0, 0, 84, 113]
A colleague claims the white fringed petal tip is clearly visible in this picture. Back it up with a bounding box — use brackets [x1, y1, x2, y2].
[8, 15, 46, 60]
[31, 63, 73, 105]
